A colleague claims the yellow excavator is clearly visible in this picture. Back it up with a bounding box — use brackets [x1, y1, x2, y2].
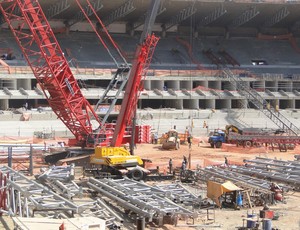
[225, 125, 243, 135]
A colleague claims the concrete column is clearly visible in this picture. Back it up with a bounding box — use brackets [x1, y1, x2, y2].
[151, 80, 164, 90]
[181, 80, 193, 90]
[197, 80, 208, 88]
[167, 81, 180, 90]
[17, 79, 31, 90]
[209, 81, 222, 90]
[205, 99, 215, 109]
[167, 99, 183, 109]
[0, 99, 9, 110]
[183, 99, 199, 109]
[290, 99, 295, 109]
[222, 99, 231, 109]
[143, 80, 151, 90]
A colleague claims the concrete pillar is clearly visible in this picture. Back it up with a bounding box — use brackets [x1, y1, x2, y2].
[0, 99, 9, 110]
[151, 80, 164, 90]
[168, 81, 180, 90]
[205, 99, 215, 109]
[167, 99, 183, 109]
[183, 99, 199, 109]
[17, 79, 31, 90]
[181, 80, 193, 90]
[222, 99, 231, 109]
[209, 81, 222, 90]
[290, 99, 295, 109]
[197, 80, 208, 88]
[143, 80, 151, 90]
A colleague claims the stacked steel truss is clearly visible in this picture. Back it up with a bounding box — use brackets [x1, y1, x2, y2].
[36, 165, 82, 200]
[243, 157, 300, 191]
[87, 177, 197, 225]
[0, 165, 79, 217]
[0, 166, 123, 228]
[194, 166, 275, 207]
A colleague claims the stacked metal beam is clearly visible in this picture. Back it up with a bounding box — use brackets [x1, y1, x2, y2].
[87, 177, 197, 225]
[194, 166, 275, 206]
[242, 157, 300, 191]
[36, 164, 82, 199]
[154, 183, 201, 207]
[0, 165, 79, 217]
[0, 166, 123, 228]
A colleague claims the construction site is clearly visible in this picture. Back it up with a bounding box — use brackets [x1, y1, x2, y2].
[0, 0, 300, 229]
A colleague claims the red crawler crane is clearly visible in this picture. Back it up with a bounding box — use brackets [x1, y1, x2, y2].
[0, 0, 159, 149]
[0, 0, 101, 147]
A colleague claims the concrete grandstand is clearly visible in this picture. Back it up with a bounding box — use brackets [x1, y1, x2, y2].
[1, 0, 300, 137]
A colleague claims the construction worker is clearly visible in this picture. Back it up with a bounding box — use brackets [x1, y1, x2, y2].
[154, 132, 158, 144]
[181, 161, 186, 176]
[187, 135, 192, 149]
[183, 155, 188, 165]
[168, 158, 173, 174]
[224, 157, 229, 167]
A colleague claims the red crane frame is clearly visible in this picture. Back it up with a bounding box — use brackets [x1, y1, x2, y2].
[111, 34, 159, 146]
[0, 0, 101, 146]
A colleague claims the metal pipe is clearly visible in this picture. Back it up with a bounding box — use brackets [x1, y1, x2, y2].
[97, 198, 124, 223]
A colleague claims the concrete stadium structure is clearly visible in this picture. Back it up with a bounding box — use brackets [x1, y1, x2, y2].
[1, 0, 300, 137]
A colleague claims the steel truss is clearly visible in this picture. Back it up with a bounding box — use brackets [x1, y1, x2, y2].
[242, 157, 300, 190]
[36, 165, 82, 200]
[154, 183, 201, 207]
[0, 166, 123, 228]
[0, 165, 79, 217]
[87, 177, 197, 225]
[194, 167, 275, 207]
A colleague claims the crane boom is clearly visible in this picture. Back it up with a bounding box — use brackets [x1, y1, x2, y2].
[111, 0, 161, 146]
[0, 0, 101, 146]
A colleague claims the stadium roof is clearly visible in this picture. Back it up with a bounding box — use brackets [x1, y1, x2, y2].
[31, 0, 300, 36]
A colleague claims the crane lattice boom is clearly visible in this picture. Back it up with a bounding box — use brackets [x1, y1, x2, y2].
[0, 0, 101, 145]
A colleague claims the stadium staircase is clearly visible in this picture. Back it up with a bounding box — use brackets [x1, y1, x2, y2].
[222, 67, 300, 136]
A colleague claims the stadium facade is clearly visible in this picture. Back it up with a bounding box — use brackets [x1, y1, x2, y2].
[1, 0, 300, 113]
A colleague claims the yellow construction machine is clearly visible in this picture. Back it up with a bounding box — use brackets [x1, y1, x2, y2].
[161, 129, 181, 150]
[89, 146, 149, 180]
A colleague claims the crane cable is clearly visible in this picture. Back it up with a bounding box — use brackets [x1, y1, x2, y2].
[75, 0, 128, 67]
